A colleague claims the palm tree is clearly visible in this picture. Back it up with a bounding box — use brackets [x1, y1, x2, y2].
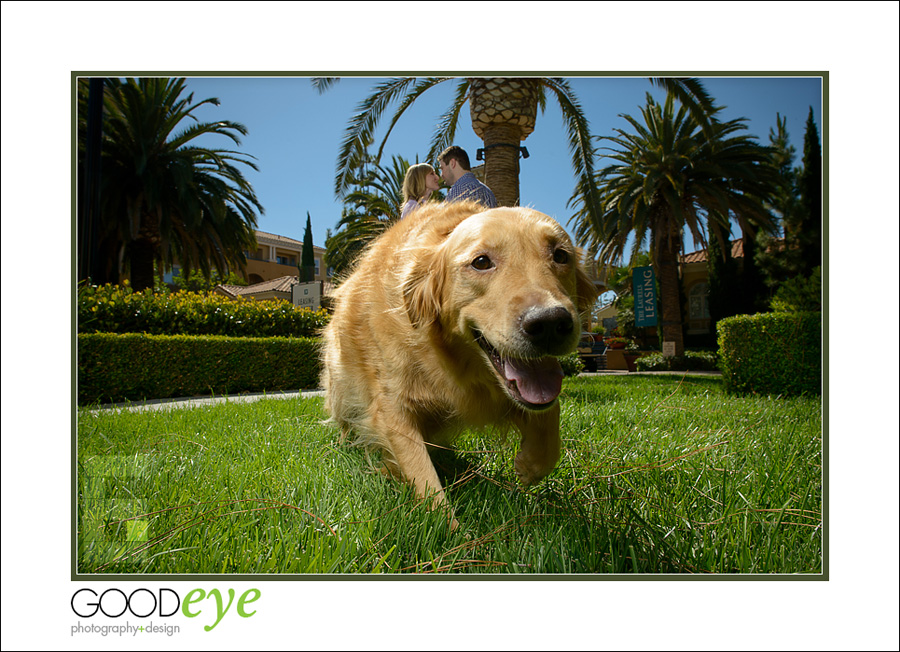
[314, 76, 601, 216]
[96, 78, 263, 291]
[648, 77, 719, 137]
[325, 154, 428, 277]
[315, 76, 721, 234]
[572, 92, 778, 356]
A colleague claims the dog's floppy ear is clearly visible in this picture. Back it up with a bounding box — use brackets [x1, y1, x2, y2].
[402, 246, 446, 328]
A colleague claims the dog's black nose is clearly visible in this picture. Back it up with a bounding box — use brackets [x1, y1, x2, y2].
[520, 306, 574, 351]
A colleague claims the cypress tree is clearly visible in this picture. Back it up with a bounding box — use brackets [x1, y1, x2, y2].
[301, 212, 316, 282]
[797, 107, 822, 275]
[740, 230, 767, 314]
[757, 113, 798, 288]
[707, 222, 741, 335]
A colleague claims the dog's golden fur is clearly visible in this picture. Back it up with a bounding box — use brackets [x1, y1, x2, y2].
[322, 201, 597, 524]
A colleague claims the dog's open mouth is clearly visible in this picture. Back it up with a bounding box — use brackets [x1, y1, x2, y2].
[473, 330, 564, 410]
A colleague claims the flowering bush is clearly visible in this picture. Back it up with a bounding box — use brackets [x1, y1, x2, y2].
[78, 282, 329, 338]
[625, 340, 645, 354]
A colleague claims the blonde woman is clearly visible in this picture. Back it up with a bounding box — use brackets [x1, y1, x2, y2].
[400, 163, 442, 219]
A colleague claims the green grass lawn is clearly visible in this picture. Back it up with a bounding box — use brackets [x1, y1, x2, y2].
[76, 374, 823, 575]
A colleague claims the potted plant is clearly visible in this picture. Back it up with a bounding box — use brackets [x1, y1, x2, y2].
[623, 341, 642, 372]
[606, 336, 627, 349]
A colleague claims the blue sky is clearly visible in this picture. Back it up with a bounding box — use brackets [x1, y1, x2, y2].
[179, 75, 822, 253]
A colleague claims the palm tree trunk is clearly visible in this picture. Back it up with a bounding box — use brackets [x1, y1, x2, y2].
[656, 242, 685, 357]
[468, 78, 540, 208]
[96, 235, 124, 286]
[482, 123, 522, 207]
[129, 237, 156, 292]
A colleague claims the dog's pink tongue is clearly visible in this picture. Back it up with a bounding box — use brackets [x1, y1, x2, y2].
[503, 356, 564, 405]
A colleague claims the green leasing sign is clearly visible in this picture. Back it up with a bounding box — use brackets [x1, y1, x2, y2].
[633, 266, 658, 327]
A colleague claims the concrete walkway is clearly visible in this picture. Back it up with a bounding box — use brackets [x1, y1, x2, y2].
[88, 388, 326, 413]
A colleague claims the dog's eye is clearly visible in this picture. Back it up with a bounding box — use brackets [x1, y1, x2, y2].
[471, 255, 494, 271]
[553, 248, 570, 265]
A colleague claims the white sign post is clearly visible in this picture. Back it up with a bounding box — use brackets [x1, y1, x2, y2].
[292, 281, 322, 311]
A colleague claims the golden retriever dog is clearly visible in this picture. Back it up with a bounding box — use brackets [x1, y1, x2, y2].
[321, 200, 597, 527]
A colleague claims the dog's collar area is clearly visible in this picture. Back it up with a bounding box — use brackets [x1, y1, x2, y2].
[472, 328, 563, 411]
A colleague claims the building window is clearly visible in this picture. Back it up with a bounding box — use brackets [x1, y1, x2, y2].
[689, 283, 710, 319]
[276, 255, 296, 266]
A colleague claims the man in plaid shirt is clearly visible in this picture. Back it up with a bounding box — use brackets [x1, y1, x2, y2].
[437, 145, 498, 208]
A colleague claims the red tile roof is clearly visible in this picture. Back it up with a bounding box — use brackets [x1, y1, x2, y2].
[216, 276, 333, 300]
[681, 238, 745, 264]
[216, 275, 299, 299]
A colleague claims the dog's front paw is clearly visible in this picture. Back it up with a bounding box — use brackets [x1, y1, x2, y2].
[514, 452, 551, 486]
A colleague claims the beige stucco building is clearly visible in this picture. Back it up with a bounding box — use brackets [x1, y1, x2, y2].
[244, 231, 330, 285]
[679, 238, 750, 338]
[590, 239, 756, 341]
[203, 230, 334, 304]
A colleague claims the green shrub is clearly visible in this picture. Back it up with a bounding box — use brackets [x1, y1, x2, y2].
[78, 333, 322, 405]
[770, 267, 822, 313]
[559, 352, 585, 377]
[171, 270, 247, 293]
[717, 312, 821, 396]
[635, 350, 718, 372]
[78, 283, 329, 338]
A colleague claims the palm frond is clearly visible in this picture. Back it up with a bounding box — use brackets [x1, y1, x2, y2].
[325, 154, 413, 276]
[333, 78, 420, 197]
[311, 77, 340, 94]
[650, 77, 719, 139]
[373, 77, 455, 164]
[576, 86, 778, 271]
[537, 78, 601, 235]
[427, 79, 471, 165]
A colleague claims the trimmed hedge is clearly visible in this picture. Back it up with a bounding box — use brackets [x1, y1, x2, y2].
[717, 312, 821, 396]
[78, 283, 329, 338]
[635, 351, 718, 372]
[78, 333, 322, 405]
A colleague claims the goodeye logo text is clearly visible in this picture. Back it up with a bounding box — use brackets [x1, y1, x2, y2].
[71, 587, 261, 635]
